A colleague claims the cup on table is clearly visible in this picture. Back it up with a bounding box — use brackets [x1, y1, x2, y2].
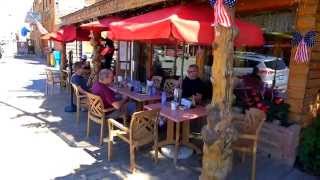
[117, 76, 123, 83]
[171, 101, 178, 111]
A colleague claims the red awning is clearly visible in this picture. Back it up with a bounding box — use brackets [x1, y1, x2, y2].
[41, 25, 90, 42]
[80, 16, 123, 32]
[109, 3, 264, 47]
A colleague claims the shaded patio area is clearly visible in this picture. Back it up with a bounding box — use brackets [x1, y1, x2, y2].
[4, 57, 316, 180]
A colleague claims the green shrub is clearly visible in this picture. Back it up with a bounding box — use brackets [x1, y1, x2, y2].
[298, 117, 320, 176]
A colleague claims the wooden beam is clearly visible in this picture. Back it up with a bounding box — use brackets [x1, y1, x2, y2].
[61, 0, 170, 25]
[146, 44, 153, 80]
[237, 0, 298, 13]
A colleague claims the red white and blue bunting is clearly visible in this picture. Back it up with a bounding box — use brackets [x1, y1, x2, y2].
[292, 31, 317, 63]
[209, 0, 237, 27]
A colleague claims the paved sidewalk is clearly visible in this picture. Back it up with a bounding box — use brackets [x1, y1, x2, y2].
[0, 56, 317, 180]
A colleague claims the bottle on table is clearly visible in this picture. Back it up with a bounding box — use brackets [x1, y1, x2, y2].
[161, 91, 167, 105]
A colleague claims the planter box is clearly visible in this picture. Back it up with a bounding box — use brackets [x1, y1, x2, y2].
[258, 122, 301, 167]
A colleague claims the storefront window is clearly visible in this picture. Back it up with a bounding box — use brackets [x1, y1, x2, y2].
[152, 45, 198, 78]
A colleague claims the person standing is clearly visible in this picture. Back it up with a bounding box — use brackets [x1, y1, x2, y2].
[101, 38, 115, 69]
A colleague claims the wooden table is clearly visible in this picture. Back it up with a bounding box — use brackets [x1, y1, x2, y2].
[109, 86, 161, 108]
[144, 103, 207, 165]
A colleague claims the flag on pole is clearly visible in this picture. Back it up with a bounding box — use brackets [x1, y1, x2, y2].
[25, 10, 48, 35]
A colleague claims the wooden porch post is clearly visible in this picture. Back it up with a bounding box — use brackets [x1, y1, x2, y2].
[287, 0, 320, 126]
[196, 46, 206, 79]
[146, 44, 153, 80]
[88, 31, 102, 86]
[200, 3, 238, 180]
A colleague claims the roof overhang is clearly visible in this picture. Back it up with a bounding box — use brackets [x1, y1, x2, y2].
[60, 0, 299, 26]
[60, 0, 172, 26]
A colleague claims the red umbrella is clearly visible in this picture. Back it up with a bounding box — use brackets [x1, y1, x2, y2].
[109, 3, 264, 47]
[80, 16, 123, 32]
[42, 25, 90, 42]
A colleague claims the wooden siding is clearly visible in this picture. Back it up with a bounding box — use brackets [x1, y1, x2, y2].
[60, 0, 170, 25]
[287, 0, 320, 125]
[61, 0, 298, 26]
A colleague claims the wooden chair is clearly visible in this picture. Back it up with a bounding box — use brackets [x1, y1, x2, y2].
[45, 69, 61, 95]
[107, 109, 160, 172]
[71, 83, 88, 124]
[151, 76, 163, 89]
[87, 92, 118, 145]
[163, 79, 178, 97]
[232, 108, 266, 180]
[61, 70, 71, 91]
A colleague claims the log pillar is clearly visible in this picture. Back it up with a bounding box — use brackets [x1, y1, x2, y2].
[146, 44, 153, 79]
[200, 5, 238, 180]
[196, 47, 206, 79]
[287, 0, 320, 126]
[88, 31, 102, 86]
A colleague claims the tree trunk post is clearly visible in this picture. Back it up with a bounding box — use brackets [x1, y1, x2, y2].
[200, 4, 238, 180]
[88, 31, 102, 86]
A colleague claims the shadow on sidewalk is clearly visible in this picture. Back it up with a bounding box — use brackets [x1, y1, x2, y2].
[0, 75, 200, 179]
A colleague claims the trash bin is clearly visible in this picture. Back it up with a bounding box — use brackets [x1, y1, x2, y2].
[53, 50, 61, 69]
[49, 53, 55, 67]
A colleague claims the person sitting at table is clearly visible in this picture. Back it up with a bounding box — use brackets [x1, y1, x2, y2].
[71, 62, 90, 94]
[92, 69, 129, 117]
[181, 64, 206, 104]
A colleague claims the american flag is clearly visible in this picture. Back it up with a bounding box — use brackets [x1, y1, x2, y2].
[294, 39, 309, 63]
[293, 31, 317, 63]
[210, 0, 236, 27]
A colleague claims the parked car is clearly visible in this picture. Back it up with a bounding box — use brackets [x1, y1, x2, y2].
[234, 51, 289, 90]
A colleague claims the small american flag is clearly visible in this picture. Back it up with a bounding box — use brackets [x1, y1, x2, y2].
[210, 0, 236, 27]
[294, 40, 309, 63]
[293, 31, 317, 63]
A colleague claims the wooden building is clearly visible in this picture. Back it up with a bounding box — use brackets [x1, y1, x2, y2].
[59, 0, 320, 125]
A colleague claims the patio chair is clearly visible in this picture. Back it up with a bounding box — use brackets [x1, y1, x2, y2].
[45, 69, 61, 95]
[107, 109, 160, 172]
[151, 76, 163, 89]
[86, 92, 126, 145]
[232, 108, 266, 180]
[61, 70, 71, 91]
[163, 79, 178, 97]
[71, 83, 88, 124]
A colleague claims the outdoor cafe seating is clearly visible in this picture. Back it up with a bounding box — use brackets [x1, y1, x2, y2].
[232, 108, 266, 180]
[45, 68, 62, 95]
[41, 1, 268, 175]
[71, 83, 88, 124]
[86, 92, 126, 145]
[107, 109, 161, 172]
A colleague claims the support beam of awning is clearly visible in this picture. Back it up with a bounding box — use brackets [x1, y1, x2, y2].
[237, 0, 298, 13]
[61, 0, 298, 26]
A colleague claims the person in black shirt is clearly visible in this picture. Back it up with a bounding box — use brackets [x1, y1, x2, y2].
[182, 64, 205, 104]
[101, 38, 115, 69]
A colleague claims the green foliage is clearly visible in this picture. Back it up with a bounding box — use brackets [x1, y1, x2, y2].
[298, 117, 320, 176]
